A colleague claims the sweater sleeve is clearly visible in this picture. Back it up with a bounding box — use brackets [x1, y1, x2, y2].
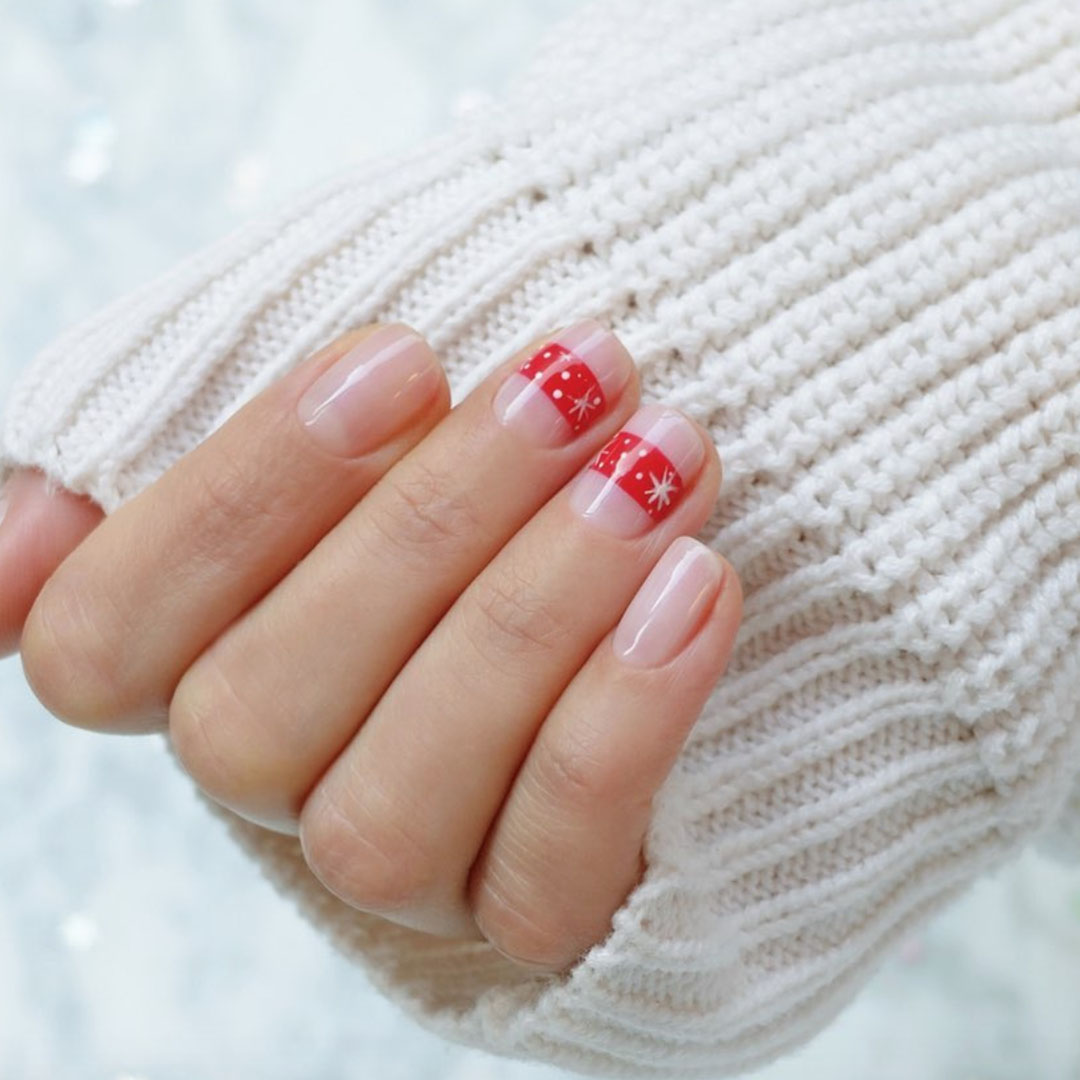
[5, 0, 1080, 1075]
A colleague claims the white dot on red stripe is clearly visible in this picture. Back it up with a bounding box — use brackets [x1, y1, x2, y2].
[561, 371, 570, 380]
[553, 389, 563, 398]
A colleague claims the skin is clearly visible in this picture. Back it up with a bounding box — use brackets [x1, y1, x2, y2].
[0, 323, 743, 973]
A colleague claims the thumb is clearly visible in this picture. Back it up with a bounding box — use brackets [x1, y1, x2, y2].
[0, 469, 104, 657]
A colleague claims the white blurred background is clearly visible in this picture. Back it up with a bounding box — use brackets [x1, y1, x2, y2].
[2, 2, 1080, 1078]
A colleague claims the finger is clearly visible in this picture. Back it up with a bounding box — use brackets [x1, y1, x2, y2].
[168, 320, 637, 831]
[470, 537, 742, 972]
[0, 470, 103, 658]
[300, 405, 721, 938]
[20, 324, 449, 730]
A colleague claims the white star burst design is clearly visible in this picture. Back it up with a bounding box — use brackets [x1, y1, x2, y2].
[645, 467, 678, 510]
[568, 392, 599, 422]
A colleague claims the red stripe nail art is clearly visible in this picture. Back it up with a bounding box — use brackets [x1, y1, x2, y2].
[519, 343, 607, 435]
[589, 429, 685, 522]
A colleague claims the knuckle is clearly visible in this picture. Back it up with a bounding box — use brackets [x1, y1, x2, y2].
[471, 867, 577, 972]
[168, 656, 255, 806]
[367, 462, 479, 559]
[20, 570, 128, 726]
[300, 787, 436, 913]
[193, 451, 260, 524]
[469, 568, 565, 659]
[182, 451, 292, 572]
[533, 722, 614, 810]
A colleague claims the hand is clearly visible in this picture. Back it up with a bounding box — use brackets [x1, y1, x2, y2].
[2, 319, 742, 972]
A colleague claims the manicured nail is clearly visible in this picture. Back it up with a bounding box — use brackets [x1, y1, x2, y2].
[568, 404, 705, 537]
[492, 319, 632, 447]
[613, 537, 725, 667]
[297, 324, 442, 458]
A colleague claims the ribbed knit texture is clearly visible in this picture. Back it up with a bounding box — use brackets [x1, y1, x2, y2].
[5, 0, 1080, 1074]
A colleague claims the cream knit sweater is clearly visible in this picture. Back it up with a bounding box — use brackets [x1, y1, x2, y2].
[5, 0, 1080, 1074]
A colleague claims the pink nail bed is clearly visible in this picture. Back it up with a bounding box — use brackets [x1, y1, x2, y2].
[613, 537, 724, 668]
[492, 319, 632, 446]
[568, 403, 705, 537]
[297, 324, 442, 458]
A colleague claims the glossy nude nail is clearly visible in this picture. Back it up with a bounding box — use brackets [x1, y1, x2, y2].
[492, 319, 632, 447]
[297, 324, 442, 458]
[568, 403, 706, 537]
[613, 537, 725, 667]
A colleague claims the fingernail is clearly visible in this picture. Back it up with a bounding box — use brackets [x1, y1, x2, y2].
[568, 404, 705, 537]
[613, 537, 725, 668]
[492, 319, 632, 447]
[297, 325, 442, 458]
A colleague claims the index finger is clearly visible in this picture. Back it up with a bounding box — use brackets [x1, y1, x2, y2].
[20, 323, 449, 730]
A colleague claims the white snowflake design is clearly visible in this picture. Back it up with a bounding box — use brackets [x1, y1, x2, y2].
[644, 467, 678, 510]
[568, 391, 600, 422]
